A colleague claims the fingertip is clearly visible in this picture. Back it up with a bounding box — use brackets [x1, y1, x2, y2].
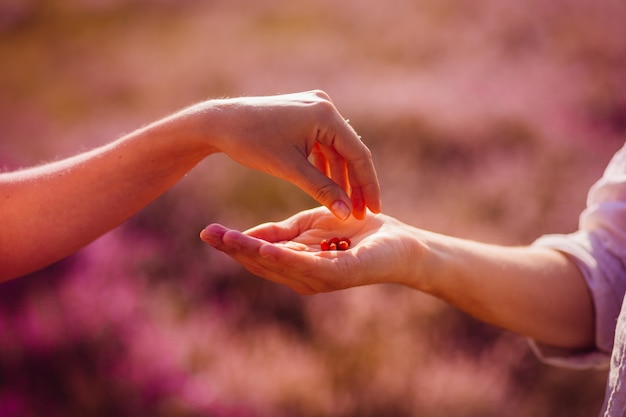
[351, 208, 366, 220]
[200, 223, 228, 242]
[358, 184, 382, 215]
[369, 198, 383, 214]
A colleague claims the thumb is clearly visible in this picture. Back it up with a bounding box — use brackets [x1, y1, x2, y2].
[289, 162, 353, 220]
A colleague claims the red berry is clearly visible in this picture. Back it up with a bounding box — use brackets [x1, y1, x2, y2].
[321, 236, 351, 251]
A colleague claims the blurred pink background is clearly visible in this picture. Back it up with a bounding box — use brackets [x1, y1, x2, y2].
[1, 0, 625, 416]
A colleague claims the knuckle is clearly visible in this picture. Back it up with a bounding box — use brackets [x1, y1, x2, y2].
[311, 97, 337, 118]
[311, 181, 339, 203]
[310, 89, 331, 101]
[345, 148, 375, 179]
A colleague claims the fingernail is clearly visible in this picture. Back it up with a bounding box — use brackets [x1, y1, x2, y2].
[331, 201, 350, 220]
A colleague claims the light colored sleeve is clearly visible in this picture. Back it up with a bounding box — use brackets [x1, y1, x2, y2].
[530, 143, 626, 369]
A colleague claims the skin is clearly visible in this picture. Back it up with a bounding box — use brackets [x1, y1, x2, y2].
[0, 90, 381, 282]
[201, 207, 595, 351]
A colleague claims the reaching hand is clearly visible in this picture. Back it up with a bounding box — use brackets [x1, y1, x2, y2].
[200, 207, 422, 294]
[193, 90, 381, 219]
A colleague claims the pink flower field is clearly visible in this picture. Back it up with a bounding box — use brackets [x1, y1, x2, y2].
[1, 0, 625, 416]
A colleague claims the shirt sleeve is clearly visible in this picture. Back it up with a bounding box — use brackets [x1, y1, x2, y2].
[530, 143, 626, 370]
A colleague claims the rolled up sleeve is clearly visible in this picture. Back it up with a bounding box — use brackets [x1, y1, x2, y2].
[531, 144, 626, 369]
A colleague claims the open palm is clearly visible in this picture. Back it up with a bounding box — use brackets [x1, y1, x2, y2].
[201, 207, 419, 294]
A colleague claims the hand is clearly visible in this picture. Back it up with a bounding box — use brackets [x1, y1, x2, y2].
[200, 207, 421, 294]
[190, 90, 381, 219]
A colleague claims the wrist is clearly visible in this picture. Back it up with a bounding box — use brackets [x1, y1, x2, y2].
[399, 227, 451, 296]
[159, 100, 229, 157]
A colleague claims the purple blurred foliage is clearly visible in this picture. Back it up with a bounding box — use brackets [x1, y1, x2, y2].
[1, 0, 625, 415]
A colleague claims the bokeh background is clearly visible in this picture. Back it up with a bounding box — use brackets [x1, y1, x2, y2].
[1, 0, 625, 416]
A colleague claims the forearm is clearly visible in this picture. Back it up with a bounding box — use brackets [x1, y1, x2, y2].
[1, 90, 382, 282]
[201, 207, 594, 350]
[0, 109, 216, 281]
[406, 230, 595, 350]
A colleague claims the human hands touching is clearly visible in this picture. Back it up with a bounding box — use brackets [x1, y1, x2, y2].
[187, 90, 381, 220]
[200, 207, 423, 294]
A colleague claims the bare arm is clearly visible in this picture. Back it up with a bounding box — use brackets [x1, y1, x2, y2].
[0, 91, 382, 282]
[1, 116, 209, 281]
[415, 232, 594, 350]
[201, 208, 594, 350]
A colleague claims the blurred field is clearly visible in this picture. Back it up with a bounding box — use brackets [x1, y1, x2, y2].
[1, 0, 625, 416]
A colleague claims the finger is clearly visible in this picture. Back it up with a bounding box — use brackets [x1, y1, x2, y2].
[242, 206, 333, 243]
[315, 143, 349, 193]
[222, 229, 266, 252]
[200, 224, 276, 256]
[244, 223, 303, 244]
[348, 183, 367, 220]
[347, 153, 382, 214]
[199, 223, 230, 249]
[310, 143, 329, 176]
[217, 228, 325, 276]
[209, 226, 351, 293]
[213, 230, 324, 294]
[243, 210, 310, 241]
[206, 235, 319, 294]
[241, 221, 291, 242]
[236, 257, 319, 295]
[286, 159, 353, 220]
[219, 235, 313, 291]
[257, 244, 346, 293]
[320, 120, 382, 214]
